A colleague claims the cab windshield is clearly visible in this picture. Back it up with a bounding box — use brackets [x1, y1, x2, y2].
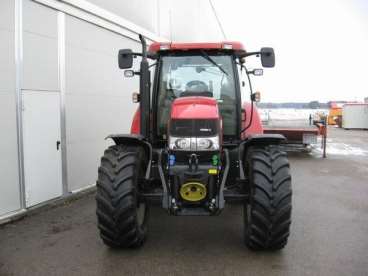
[157, 54, 237, 137]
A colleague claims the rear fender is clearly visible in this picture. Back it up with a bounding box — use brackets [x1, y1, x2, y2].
[105, 134, 152, 179]
[241, 134, 286, 147]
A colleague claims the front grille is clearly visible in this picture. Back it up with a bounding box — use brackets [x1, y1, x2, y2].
[170, 119, 218, 137]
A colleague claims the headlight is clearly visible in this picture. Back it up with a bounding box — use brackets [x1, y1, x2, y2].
[175, 138, 191, 150]
[197, 138, 212, 149]
[169, 136, 219, 151]
[169, 137, 191, 150]
[197, 137, 219, 150]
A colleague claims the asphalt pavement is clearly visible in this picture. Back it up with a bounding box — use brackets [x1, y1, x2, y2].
[1, 127, 368, 276]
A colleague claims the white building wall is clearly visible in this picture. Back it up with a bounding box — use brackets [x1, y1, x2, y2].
[0, 0, 223, 219]
[0, 0, 22, 216]
[64, 15, 142, 191]
[23, 0, 59, 91]
[78, 0, 225, 42]
[87, 0, 160, 34]
[168, 0, 224, 42]
[342, 105, 368, 129]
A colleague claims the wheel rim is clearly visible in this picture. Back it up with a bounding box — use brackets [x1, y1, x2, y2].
[137, 202, 146, 226]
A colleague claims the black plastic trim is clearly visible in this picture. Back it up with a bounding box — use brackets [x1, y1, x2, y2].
[241, 134, 286, 146]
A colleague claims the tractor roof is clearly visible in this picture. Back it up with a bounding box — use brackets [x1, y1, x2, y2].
[149, 41, 246, 55]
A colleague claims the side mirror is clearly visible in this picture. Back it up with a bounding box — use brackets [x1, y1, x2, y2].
[118, 49, 133, 69]
[260, 47, 275, 68]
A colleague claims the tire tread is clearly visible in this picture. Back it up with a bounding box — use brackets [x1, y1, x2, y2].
[245, 146, 292, 250]
[96, 144, 147, 248]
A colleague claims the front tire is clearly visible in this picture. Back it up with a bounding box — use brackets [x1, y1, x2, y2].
[96, 145, 148, 248]
[244, 146, 292, 250]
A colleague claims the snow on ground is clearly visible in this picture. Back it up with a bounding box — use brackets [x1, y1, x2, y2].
[259, 108, 328, 127]
[313, 138, 368, 157]
[258, 108, 368, 157]
[259, 108, 328, 121]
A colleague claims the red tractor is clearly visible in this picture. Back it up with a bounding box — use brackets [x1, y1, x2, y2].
[96, 35, 292, 250]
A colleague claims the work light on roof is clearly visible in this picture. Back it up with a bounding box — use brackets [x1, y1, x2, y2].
[222, 44, 233, 50]
[160, 44, 170, 50]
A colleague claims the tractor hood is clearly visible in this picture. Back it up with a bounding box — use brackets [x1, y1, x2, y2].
[170, 97, 220, 120]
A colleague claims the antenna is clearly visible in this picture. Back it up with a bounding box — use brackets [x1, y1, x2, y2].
[169, 9, 173, 41]
[209, 0, 227, 40]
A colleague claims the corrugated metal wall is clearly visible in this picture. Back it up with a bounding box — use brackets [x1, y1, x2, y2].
[21, 0, 61, 208]
[87, 0, 160, 34]
[23, 0, 58, 91]
[64, 15, 141, 191]
[0, 0, 21, 215]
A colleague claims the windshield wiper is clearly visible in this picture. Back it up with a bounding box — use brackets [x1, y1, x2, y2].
[200, 50, 228, 75]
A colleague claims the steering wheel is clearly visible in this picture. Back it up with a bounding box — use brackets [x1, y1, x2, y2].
[185, 80, 208, 92]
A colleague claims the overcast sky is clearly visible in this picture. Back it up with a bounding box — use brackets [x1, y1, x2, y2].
[213, 0, 368, 103]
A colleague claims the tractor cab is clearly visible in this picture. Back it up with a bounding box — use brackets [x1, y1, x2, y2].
[123, 41, 274, 143]
[156, 50, 238, 141]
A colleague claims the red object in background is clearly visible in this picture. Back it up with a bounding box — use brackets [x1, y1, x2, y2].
[241, 102, 264, 139]
[264, 127, 319, 141]
[170, 97, 220, 119]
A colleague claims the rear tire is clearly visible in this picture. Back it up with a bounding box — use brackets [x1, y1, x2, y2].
[96, 145, 148, 248]
[244, 146, 292, 250]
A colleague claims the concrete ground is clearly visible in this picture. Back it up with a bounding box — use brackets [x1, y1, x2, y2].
[1, 127, 368, 276]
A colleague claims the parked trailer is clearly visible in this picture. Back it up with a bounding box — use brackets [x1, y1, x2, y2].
[342, 104, 368, 129]
[264, 122, 327, 156]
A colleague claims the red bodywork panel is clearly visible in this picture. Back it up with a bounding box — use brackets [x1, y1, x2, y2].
[130, 108, 140, 135]
[149, 41, 246, 55]
[130, 97, 221, 135]
[241, 102, 264, 139]
[169, 97, 222, 146]
[171, 97, 220, 119]
[131, 101, 264, 140]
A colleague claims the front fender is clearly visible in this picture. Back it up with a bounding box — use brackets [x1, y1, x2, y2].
[105, 134, 152, 179]
[106, 133, 145, 145]
[237, 134, 286, 181]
